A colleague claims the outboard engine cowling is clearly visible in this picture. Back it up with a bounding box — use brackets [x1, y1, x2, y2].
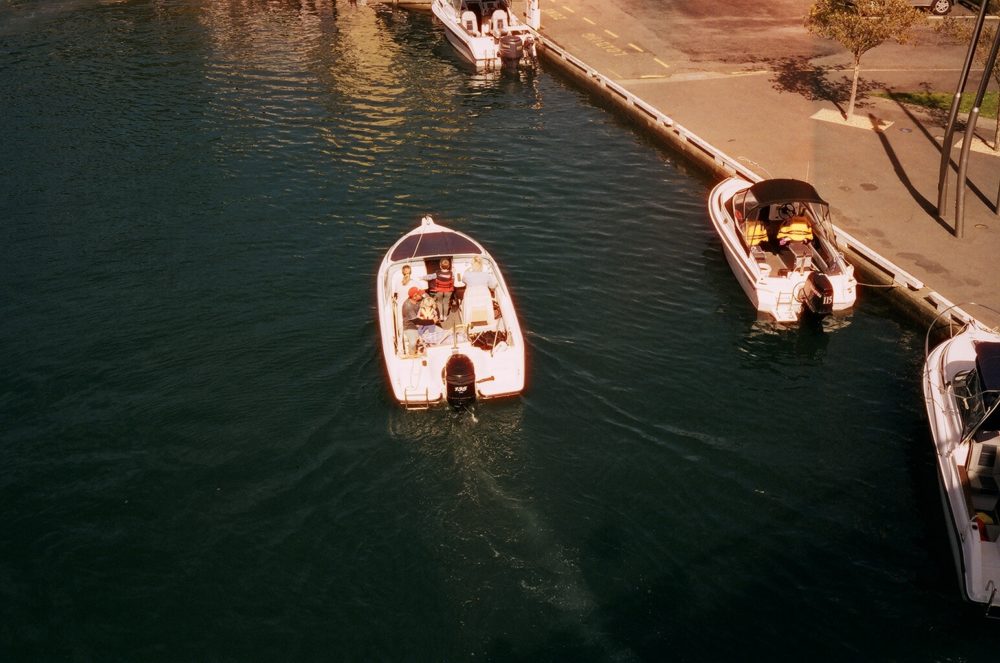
[445, 353, 476, 408]
[499, 34, 523, 62]
[802, 271, 835, 316]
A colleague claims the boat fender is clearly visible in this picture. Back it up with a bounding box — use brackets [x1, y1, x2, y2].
[444, 353, 476, 409]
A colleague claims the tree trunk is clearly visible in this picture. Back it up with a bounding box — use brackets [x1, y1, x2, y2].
[994, 112, 999, 152]
[846, 55, 861, 120]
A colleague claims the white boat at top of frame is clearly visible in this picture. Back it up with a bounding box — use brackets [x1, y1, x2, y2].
[431, 0, 538, 70]
[923, 306, 1000, 617]
[376, 215, 525, 409]
[707, 177, 857, 323]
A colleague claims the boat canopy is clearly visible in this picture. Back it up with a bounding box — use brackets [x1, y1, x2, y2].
[745, 179, 828, 208]
[390, 231, 482, 261]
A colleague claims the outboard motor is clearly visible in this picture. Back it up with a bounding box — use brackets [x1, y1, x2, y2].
[444, 353, 476, 408]
[523, 35, 537, 61]
[802, 271, 835, 316]
[499, 34, 523, 62]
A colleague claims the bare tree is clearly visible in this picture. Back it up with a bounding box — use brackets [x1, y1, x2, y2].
[939, 0, 1000, 150]
[806, 0, 923, 119]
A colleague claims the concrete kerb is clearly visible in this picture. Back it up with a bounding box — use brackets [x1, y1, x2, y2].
[533, 33, 980, 330]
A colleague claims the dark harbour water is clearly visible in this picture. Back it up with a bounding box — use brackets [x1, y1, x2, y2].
[2, 0, 998, 660]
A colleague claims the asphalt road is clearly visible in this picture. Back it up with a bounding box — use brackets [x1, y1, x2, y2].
[617, 0, 987, 87]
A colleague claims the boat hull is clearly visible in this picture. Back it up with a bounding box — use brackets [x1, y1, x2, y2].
[923, 322, 1000, 613]
[430, 0, 535, 70]
[377, 217, 526, 408]
[707, 177, 856, 323]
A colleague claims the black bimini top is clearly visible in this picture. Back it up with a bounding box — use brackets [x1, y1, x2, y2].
[746, 179, 828, 207]
[389, 231, 482, 262]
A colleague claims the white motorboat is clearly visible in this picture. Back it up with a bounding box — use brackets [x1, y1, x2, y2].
[376, 215, 525, 408]
[707, 177, 857, 323]
[430, 0, 538, 70]
[923, 306, 1000, 617]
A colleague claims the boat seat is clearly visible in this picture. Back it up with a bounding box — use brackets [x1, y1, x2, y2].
[461, 11, 479, 35]
[462, 285, 496, 332]
[491, 9, 508, 34]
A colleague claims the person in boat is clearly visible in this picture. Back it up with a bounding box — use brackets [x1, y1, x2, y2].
[401, 287, 451, 352]
[392, 264, 417, 302]
[418, 292, 439, 323]
[423, 258, 456, 321]
[459, 256, 498, 290]
[401, 286, 428, 355]
[777, 214, 812, 246]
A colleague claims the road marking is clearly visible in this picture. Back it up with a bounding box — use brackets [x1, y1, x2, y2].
[562, 5, 574, 13]
[604, 29, 619, 38]
[628, 43, 643, 53]
[640, 74, 666, 79]
[582, 32, 627, 56]
[582, 16, 595, 25]
[654, 57, 670, 69]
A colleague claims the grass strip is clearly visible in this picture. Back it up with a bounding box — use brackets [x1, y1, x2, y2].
[877, 91, 998, 119]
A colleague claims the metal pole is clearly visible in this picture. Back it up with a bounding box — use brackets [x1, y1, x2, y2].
[995, 175, 1000, 216]
[936, 0, 990, 218]
[955, 24, 1000, 238]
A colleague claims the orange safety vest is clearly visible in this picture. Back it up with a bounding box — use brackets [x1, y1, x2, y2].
[744, 221, 768, 246]
[777, 216, 812, 243]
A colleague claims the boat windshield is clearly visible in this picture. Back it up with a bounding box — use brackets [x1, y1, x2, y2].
[953, 343, 1000, 441]
[976, 341, 1000, 432]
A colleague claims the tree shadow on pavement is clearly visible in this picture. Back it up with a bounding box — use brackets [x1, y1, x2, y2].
[768, 56, 885, 118]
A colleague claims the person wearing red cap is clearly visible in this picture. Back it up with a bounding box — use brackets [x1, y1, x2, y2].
[401, 286, 425, 355]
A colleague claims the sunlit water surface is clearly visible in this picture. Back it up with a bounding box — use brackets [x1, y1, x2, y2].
[1, 0, 996, 659]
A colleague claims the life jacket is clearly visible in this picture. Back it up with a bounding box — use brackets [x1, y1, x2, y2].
[777, 216, 812, 243]
[744, 221, 768, 246]
[434, 268, 455, 293]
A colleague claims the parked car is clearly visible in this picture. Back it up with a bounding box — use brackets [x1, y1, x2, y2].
[910, 0, 953, 15]
[846, 0, 954, 16]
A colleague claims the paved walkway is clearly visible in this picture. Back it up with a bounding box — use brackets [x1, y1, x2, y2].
[537, 0, 1000, 327]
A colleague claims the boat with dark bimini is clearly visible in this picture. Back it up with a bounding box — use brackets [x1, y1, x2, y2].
[707, 177, 857, 323]
[377, 215, 525, 408]
[923, 306, 1000, 617]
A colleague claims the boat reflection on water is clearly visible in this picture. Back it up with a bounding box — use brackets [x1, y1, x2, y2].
[737, 316, 840, 367]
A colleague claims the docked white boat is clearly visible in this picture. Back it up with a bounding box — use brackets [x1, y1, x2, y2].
[923, 307, 1000, 616]
[707, 177, 857, 323]
[376, 215, 525, 408]
[430, 0, 538, 70]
